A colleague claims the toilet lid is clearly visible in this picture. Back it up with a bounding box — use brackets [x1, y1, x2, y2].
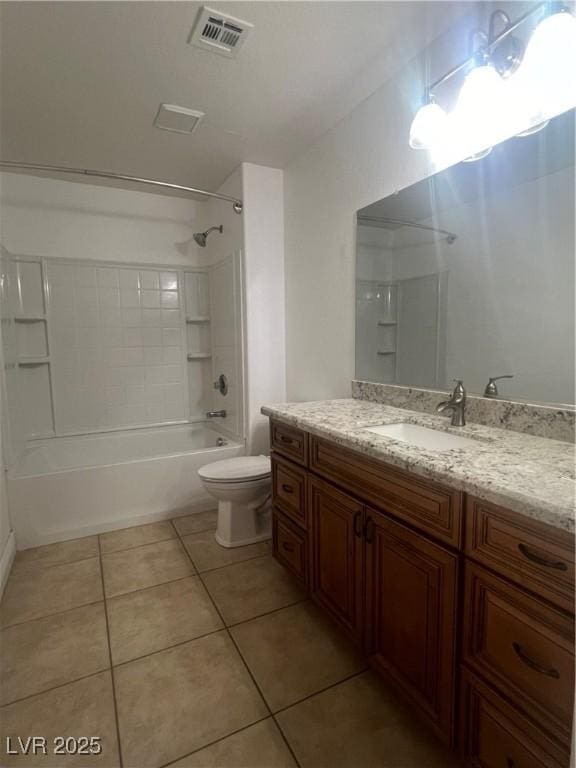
[198, 455, 271, 482]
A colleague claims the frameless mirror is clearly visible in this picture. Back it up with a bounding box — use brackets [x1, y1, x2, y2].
[355, 109, 575, 406]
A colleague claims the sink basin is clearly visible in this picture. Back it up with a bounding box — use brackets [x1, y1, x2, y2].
[363, 422, 479, 451]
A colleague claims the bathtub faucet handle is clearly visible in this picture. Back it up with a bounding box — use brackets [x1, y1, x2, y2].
[206, 410, 227, 418]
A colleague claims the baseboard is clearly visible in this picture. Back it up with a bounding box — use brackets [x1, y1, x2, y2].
[15, 500, 217, 550]
[0, 530, 16, 598]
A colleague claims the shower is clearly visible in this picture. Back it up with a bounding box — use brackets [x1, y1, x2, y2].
[193, 225, 223, 247]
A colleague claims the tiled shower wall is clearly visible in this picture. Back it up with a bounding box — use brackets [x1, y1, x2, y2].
[47, 262, 188, 433]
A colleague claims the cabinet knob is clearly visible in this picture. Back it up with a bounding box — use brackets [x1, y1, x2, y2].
[364, 516, 374, 544]
[281, 484, 294, 494]
[282, 541, 295, 553]
[280, 435, 294, 445]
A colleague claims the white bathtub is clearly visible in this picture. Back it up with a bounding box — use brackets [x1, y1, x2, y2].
[8, 425, 244, 549]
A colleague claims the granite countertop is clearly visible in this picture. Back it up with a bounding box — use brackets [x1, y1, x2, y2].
[261, 398, 576, 533]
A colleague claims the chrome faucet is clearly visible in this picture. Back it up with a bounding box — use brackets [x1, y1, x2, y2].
[484, 374, 514, 398]
[436, 380, 466, 427]
[206, 410, 226, 418]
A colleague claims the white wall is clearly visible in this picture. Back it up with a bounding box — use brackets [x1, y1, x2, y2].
[242, 163, 286, 455]
[283, 9, 501, 401]
[0, 172, 205, 265]
[0, 259, 15, 591]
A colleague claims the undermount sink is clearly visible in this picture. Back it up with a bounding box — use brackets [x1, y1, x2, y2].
[363, 422, 479, 451]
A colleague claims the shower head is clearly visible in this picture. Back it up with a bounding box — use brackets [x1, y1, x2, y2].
[193, 225, 223, 248]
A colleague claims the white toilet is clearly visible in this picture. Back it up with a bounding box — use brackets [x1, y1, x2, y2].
[198, 456, 272, 548]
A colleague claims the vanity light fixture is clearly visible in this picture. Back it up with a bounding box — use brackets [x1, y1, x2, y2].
[409, 3, 576, 163]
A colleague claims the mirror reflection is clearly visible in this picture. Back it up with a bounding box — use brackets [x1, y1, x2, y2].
[355, 110, 575, 406]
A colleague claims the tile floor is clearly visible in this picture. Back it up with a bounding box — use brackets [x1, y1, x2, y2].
[0, 512, 461, 767]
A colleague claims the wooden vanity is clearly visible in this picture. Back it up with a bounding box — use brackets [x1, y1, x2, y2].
[269, 419, 575, 768]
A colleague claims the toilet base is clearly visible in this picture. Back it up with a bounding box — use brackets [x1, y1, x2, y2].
[215, 498, 272, 548]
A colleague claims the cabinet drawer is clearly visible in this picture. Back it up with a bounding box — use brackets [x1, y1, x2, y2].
[270, 421, 308, 466]
[465, 496, 575, 613]
[460, 669, 569, 768]
[310, 436, 462, 547]
[272, 455, 308, 529]
[463, 562, 574, 747]
[273, 510, 308, 587]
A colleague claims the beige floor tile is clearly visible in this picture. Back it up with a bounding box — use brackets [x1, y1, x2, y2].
[0, 558, 103, 628]
[14, 536, 99, 569]
[276, 671, 462, 768]
[101, 538, 194, 598]
[0, 671, 120, 767]
[99, 521, 176, 554]
[114, 631, 268, 768]
[172, 510, 218, 536]
[107, 576, 223, 664]
[230, 601, 366, 712]
[1, 602, 109, 706]
[169, 719, 297, 768]
[202, 556, 305, 625]
[181, 530, 269, 573]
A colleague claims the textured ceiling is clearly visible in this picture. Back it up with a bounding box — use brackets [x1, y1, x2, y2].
[0, 1, 468, 195]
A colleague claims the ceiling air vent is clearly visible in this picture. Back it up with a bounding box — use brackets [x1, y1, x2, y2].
[154, 104, 205, 134]
[188, 6, 254, 58]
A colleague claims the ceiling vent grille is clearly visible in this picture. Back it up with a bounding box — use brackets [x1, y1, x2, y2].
[188, 6, 254, 58]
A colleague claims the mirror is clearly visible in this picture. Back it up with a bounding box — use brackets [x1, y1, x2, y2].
[355, 110, 575, 406]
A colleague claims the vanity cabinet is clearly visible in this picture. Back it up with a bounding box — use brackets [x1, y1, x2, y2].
[269, 419, 575, 764]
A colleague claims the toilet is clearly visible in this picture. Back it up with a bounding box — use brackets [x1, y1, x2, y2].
[198, 456, 272, 548]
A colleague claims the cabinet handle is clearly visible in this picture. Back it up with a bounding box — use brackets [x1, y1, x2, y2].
[353, 511, 363, 538]
[517, 543, 567, 571]
[282, 541, 295, 553]
[506, 758, 515, 768]
[512, 642, 560, 679]
[281, 483, 294, 494]
[280, 435, 294, 445]
[364, 516, 374, 544]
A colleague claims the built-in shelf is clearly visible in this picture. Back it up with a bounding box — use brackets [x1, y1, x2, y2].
[377, 321, 397, 327]
[186, 316, 210, 324]
[14, 315, 47, 323]
[377, 350, 396, 356]
[18, 357, 51, 366]
[187, 353, 212, 361]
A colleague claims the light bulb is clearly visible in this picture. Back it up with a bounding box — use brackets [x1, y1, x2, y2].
[450, 64, 511, 155]
[408, 102, 448, 149]
[519, 9, 576, 122]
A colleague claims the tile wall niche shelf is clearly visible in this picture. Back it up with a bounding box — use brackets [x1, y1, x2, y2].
[377, 350, 396, 356]
[187, 353, 212, 361]
[18, 357, 51, 366]
[377, 321, 397, 326]
[14, 315, 47, 323]
[186, 316, 210, 324]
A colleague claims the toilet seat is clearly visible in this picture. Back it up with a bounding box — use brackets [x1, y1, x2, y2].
[198, 456, 271, 483]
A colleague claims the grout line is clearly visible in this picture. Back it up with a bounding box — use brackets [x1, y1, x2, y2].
[98, 536, 124, 768]
[193, 550, 271, 576]
[0, 597, 105, 631]
[213, 596, 309, 630]
[11, 552, 101, 573]
[173, 520, 303, 767]
[111, 627, 226, 670]
[100, 533, 178, 557]
[157, 715, 272, 768]
[272, 667, 369, 717]
[0, 667, 111, 709]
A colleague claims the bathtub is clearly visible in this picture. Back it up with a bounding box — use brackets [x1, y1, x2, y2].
[8, 425, 245, 549]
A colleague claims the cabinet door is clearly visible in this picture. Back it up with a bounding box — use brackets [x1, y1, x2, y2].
[309, 475, 364, 645]
[365, 506, 458, 745]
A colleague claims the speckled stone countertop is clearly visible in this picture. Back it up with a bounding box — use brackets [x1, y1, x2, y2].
[261, 399, 576, 533]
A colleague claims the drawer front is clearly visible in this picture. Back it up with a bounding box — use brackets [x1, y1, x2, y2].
[463, 562, 575, 746]
[270, 421, 308, 466]
[310, 436, 462, 547]
[466, 496, 575, 613]
[460, 669, 569, 768]
[273, 510, 308, 587]
[272, 455, 308, 529]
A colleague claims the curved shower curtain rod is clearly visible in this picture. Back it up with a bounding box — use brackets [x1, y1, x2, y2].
[357, 214, 457, 244]
[0, 160, 244, 214]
